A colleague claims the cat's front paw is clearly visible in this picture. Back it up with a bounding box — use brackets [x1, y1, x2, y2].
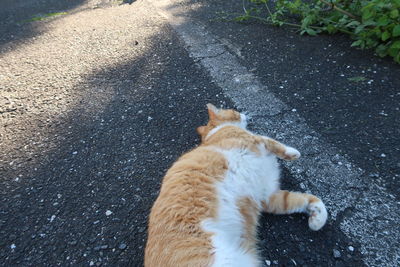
[307, 201, 327, 231]
[283, 147, 301, 161]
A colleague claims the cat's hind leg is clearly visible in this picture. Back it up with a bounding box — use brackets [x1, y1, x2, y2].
[262, 190, 327, 231]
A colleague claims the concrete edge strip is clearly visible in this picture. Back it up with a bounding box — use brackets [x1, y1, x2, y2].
[146, 0, 400, 265]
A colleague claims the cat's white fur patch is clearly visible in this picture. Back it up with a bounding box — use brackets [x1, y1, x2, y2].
[307, 201, 328, 231]
[240, 113, 247, 127]
[202, 144, 280, 267]
[205, 113, 248, 140]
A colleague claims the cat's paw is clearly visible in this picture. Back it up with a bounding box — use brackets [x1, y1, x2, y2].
[307, 201, 327, 231]
[283, 147, 301, 161]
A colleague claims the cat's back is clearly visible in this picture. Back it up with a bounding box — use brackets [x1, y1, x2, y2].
[145, 147, 228, 267]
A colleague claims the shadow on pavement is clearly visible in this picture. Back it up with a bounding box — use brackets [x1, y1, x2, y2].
[0, 18, 229, 265]
[0, 0, 87, 50]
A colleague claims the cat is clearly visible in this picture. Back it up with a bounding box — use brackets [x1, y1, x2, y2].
[145, 103, 327, 267]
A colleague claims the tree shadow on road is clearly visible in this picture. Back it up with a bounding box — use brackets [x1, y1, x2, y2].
[0, 0, 90, 51]
[0, 19, 230, 265]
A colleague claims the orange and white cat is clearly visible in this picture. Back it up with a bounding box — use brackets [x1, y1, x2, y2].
[145, 104, 327, 267]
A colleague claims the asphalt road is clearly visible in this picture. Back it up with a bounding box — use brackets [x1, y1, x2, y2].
[1, 0, 399, 266]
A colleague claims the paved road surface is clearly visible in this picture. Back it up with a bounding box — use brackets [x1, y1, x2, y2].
[1, 0, 399, 266]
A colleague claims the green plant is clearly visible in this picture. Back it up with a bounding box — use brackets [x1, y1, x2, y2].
[347, 76, 367, 82]
[238, 0, 400, 63]
[23, 12, 68, 23]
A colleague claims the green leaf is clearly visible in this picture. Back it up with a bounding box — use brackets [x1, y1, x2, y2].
[395, 52, 400, 63]
[377, 16, 390, 26]
[355, 25, 365, 34]
[362, 20, 377, 27]
[374, 28, 382, 38]
[391, 41, 400, 49]
[393, 25, 400, 37]
[302, 15, 314, 27]
[347, 76, 367, 82]
[376, 44, 389, 57]
[326, 24, 337, 34]
[388, 47, 400, 57]
[346, 20, 360, 28]
[305, 28, 317, 36]
[362, 9, 374, 21]
[351, 40, 363, 47]
[382, 31, 391, 41]
[390, 9, 399, 19]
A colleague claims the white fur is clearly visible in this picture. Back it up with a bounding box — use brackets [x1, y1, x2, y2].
[202, 144, 280, 267]
[284, 146, 301, 160]
[307, 201, 328, 231]
[206, 114, 248, 141]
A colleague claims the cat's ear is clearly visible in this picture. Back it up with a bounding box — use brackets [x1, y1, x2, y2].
[206, 103, 219, 121]
[197, 126, 207, 136]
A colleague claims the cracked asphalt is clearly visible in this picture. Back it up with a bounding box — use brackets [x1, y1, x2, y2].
[1, 0, 399, 266]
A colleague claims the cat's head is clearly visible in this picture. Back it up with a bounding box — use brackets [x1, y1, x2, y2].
[197, 103, 247, 142]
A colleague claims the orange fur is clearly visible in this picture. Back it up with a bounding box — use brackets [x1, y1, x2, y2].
[262, 190, 321, 214]
[204, 125, 298, 160]
[145, 148, 225, 267]
[237, 197, 260, 253]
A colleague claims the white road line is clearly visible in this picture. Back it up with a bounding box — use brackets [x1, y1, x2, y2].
[148, 0, 400, 265]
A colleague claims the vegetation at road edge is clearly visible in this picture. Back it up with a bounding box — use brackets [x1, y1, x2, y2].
[237, 0, 400, 63]
[22, 12, 68, 23]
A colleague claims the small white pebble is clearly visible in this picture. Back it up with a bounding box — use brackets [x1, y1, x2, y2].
[50, 215, 56, 222]
[89, 261, 94, 266]
[348, 246, 354, 252]
[11, 244, 16, 249]
[72, 151, 77, 155]
[265, 260, 271, 266]
[292, 109, 297, 112]
[147, 116, 153, 122]
[380, 153, 386, 158]
[105, 210, 113, 216]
